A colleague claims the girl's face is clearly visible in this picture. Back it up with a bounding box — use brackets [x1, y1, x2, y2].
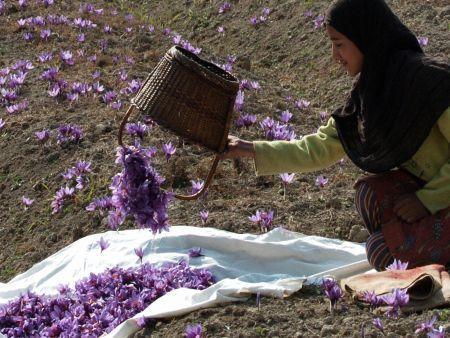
[326, 25, 364, 77]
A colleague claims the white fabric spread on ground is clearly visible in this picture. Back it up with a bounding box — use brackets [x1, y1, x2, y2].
[0, 226, 370, 338]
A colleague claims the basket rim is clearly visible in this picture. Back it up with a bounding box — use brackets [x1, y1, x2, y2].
[168, 45, 240, 88]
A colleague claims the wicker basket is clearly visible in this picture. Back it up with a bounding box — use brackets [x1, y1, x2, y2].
[118, 45, 240, 200]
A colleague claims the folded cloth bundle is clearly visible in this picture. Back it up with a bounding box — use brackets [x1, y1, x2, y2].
[341, 264, 450, 313]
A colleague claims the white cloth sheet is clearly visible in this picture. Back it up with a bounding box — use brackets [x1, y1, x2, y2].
[0, 226, 370, 337]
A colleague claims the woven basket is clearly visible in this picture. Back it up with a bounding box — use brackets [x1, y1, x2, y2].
[118, 45, 240, 200]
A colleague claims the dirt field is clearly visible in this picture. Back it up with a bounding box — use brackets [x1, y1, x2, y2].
[0, 0, 449, 336]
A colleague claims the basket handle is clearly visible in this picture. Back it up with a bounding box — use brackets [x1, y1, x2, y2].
[118, 104, 220, 200]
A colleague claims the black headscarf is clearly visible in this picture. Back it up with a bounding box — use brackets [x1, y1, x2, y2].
[327, 0, 450, 173]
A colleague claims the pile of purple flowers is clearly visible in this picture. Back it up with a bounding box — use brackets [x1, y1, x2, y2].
[91, 141, 173, 233]
[0, 260, 215, 336]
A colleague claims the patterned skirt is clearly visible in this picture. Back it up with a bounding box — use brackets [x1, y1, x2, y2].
[354, 169, 450, 270]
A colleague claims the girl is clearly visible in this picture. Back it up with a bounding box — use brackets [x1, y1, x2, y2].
[221, 0, 450, 271]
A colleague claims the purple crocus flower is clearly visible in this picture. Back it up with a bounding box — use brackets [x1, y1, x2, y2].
[22, 196, 34, 208]
[315, 175, 328, 188]
[373, 318, 384, 334]
[386, 259, 409, 271]
[322, 277, 344, 310]
[190, 180, 204, 195]
[313, 14, 325, 29]
[57, 124, 83, 144]
[234, 90, 244, 111]
[188, 247, 203, 258]
[104, 25, 112, 33]
[162, 142, 176, 162]
[23, 31, 34, 41]
[218, 2, 231, 14]
[48, 84, 60, 97]
[280, 173, 295, 185]
[134, 247, 144, 263]
[125, 122, 148, 139]
[294, 99, 311, 110]
[249, 210, 274, 232]
[111, 99, 123, 111]
[51, 186, 75, 214]
[280, 110, 293, 123]
[217, 26, 225, 35]
[77, 33, 86, 43]
[199, 210, 209, 225]
[418, 37, 429, 47]
[0, 118, 5, 131]
[102, 90, 116, 104]
[235, 113, 257, 128]
[19, 0, 27, 9]
[250, 16, 259, 25]
[427, 326, 446, 338]
[35, 129, 51, 143]
[262, 7, 271, 16]
[99, 237, 109, 252]
[319, 111, 328, 123]
[38, 51, 53, 63]
[60, 50, 74, 65]
[362, 290, 383, 309]
[185, 323, 202, 338]
[381, 288, 409, 318]
[415, 315, 437, 334]
[40, 29, 51, 40]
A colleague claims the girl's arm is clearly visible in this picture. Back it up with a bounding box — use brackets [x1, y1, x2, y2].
[252, 117, 345, 176]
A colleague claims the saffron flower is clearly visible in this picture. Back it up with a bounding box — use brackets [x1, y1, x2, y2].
[418, 36, 429, 47]
[57, 124, 83, 144]
[162, 142, 176, 162]
[319, 111, 328, 123]
[86, 196, 113, 215]
[386, 259, 409, 271]
[185, 323, 203, 338]
[134, 247, 144, 263]
[22, 196, 34, 209]
[381, 288, 409, 318]
[60, 50, 74, 65]
[249, 209, 274, 232]
[234, 90, 244, 111]
[218, 2, 231, 14]
[313, 14, 325, 29]
[427, 326, 446, 338]
[125, 122, 148, 139]
[280, 110, 293, 123]
[415, 315, 437, 334]
[191, 180, 204, 195]
[35, 129, 51, 143]
[217, 26, 225, 35]
[99, 237, 110, 252]
[235, 113, 256, 128]
[280, 173, 295, 199]
[40, 29, 51, 40]
[322, 277, 344, 310]
[38, 51, 53, 63]
[294, 99, 311, 110]
[315, 175, 328, 188]
[51, 186, 75, 214]
[362, 290, 383, 309]
[199, 210, 209, 225]
[188, 247, 203, 258]
[373, 318, 384, 334]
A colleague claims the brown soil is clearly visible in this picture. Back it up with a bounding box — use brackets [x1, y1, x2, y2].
[0, 0, 449, 337]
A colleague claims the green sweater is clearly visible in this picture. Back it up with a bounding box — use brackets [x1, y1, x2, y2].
[253, 107, 450, 214]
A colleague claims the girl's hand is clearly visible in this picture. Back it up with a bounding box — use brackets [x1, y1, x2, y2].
[219, 135, 255, 160]
[393, 193, 430, 223]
